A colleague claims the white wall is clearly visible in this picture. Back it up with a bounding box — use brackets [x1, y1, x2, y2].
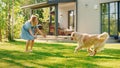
[77, 0, 100, 34]
[58, 2, 76, 30]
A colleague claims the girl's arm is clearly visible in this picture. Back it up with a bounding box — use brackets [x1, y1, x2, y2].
[36, 28, 46, 38]
[28, 29, 36, 37]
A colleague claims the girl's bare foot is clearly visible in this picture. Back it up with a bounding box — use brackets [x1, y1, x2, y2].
[29, 50, 32, 52]
[25, 50, 29, 52]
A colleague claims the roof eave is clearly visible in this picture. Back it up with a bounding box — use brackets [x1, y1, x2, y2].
[21, 2, 56, 9]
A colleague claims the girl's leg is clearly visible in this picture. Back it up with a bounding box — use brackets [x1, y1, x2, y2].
[30, 40, 34, 51]
[25, 40, 30, 52]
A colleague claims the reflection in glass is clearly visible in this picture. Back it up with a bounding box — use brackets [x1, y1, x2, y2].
[101, 4, 108, 14]
[110, 2, 117, 14]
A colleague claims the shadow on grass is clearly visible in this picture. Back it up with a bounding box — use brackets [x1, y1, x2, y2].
[0, 49, 65, 68]
[30, 61, 107, 68]
[0, 49, 65, 60]
[103, 48, 120, 56]
[93, 55, 120, 59]
[1, 59, 34, 68]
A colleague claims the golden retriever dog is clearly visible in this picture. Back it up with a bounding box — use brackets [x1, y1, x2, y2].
[71, 32, 109, 56]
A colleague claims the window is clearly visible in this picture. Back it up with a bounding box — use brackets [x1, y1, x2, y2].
[101, 2, 120, 37]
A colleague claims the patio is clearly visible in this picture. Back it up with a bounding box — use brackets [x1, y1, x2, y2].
[35, 35, 118, 43]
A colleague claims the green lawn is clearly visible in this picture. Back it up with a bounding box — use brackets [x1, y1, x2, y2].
[0, 40, 120, 68]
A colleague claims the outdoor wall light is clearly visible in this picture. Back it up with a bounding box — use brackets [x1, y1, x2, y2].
[94, 5, 98, 10]
[85, 4, 88, 7]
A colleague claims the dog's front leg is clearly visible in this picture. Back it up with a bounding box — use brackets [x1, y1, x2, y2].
[74, 46, 82, 53]
[74, 42, 82, 53]
[87, 48, 94, 56]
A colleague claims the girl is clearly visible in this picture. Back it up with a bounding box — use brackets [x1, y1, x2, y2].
[21, 15, 46, 52]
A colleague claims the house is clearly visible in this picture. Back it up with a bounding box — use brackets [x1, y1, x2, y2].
[78, 0, 120, 40]
[21, 0, 120, 39]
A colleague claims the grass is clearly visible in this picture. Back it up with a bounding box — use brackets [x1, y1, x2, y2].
[0, 40, 120, 68]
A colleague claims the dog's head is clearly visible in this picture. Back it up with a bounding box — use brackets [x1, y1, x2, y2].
[71, 32, 81, 41]
[71, 32, 75, 40]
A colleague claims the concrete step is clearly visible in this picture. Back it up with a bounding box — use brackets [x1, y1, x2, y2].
[106, 37, 118, 43]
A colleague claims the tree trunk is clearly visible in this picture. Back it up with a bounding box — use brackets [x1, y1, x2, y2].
[8, 3, 12, 41]
[11, 0, 14, 40]
[0, 29, 2, 42]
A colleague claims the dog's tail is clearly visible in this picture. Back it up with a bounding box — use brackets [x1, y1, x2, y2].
[95, 32, 109, 52]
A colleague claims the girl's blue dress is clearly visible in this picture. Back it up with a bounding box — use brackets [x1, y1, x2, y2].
[21, 21, 37, 40]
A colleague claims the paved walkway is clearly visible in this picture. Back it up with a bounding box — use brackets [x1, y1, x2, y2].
[36, 35, 75, 43]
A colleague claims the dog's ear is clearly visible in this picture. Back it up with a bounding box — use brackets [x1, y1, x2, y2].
[71, 32, 75, 37]
[73, 33, 75, 37]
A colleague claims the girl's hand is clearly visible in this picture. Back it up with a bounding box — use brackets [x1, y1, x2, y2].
[34, 35, 37, 39]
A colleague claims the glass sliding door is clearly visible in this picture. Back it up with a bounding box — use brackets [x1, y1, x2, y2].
[101, 2, 119, 37]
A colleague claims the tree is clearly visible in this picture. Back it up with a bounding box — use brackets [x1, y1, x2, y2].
[1, 0, 26, 41]
[0, 0, 6, 41]
[0, 0, 48, 41]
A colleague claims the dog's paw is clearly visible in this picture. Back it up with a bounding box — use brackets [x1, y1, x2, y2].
[74, 50, 77, 53]
[89, 52, 95, 56]
[89, 53, 94, 56]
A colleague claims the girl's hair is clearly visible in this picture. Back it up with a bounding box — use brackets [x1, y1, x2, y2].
[30, 15, 38, 26]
